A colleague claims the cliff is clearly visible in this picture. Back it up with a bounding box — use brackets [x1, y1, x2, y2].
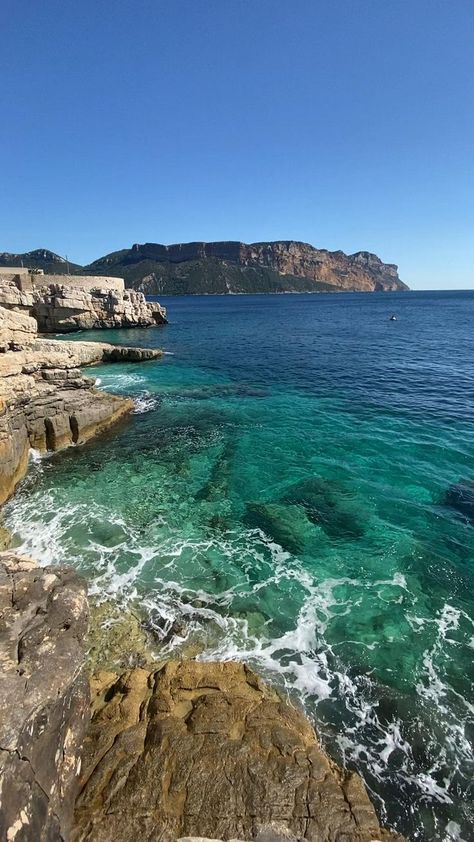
[1, 241, 409, 294]
[0, 271, 167, 332]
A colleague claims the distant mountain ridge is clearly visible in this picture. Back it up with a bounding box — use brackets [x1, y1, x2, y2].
[0, 241, 409, 294]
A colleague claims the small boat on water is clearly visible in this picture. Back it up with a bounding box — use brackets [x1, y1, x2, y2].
[389, 314, 397, 321]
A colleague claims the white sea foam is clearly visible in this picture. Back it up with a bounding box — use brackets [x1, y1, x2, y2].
[133, 391, 160, 414]
[98, 372, 146, 391]
[3, 487, 474, 840]
[445, 821, 467, 841]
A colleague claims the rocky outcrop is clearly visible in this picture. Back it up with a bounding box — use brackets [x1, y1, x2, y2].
[86, 599, 158, 673]
[0, 306, 162, 505]
[0, 274, 167, 333]
[0, 551, 89, 842]
[72, 661, 403, 842]
[0, 306, 37, 351]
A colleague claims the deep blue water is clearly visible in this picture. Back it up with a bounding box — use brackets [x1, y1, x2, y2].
[5, 291, 474, 841]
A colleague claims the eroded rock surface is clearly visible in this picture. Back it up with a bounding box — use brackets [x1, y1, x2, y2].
[73, 661, 403, 842]
[0, 274, 167, 332]
[0, 306, 162, 504]
[0, 552, 89, 842]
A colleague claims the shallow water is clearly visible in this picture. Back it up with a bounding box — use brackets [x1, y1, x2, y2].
[5, 291, 474, 841]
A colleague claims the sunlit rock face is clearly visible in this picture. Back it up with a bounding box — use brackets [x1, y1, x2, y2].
[0, 272, 167, 332]
[103, 240, 408, 294]
[72, 660, 404, 842]
[0, 304, 162, 505]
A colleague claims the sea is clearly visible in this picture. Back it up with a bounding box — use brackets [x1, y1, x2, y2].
[4, 290, 474, 841]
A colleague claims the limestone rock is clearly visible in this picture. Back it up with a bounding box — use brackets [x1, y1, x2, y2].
[89, 241, 408, 294]
[0, 306, 37, 351]
[0, 305, 163, 505]
[0, 525, 11, 550]
[0, 552, 89, 842]
[72, 661, 403, 842]
[0, 274, 167, 332]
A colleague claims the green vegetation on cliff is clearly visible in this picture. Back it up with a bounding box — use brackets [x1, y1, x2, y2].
[0, 240, 408, 294]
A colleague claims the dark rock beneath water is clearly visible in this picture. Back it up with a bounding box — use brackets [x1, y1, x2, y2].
[281, 477, 365, 540]
[244, 501, 312, 554]
[0, 552, 89, 842]
[445, 479, 474, 522]
[196, 439, 237, 501]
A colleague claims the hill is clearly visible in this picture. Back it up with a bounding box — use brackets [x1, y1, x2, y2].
[0, 248, 83, 275]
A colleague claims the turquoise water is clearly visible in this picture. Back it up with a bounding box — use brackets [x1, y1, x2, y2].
[5, 291, 474, 841]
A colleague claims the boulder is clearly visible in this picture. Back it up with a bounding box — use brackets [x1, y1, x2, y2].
[0, 306, 37, 351]
[72, 661, 403, 842]
[0, 552, 89, 842]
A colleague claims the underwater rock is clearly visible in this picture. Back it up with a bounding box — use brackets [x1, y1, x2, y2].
[244, 501, 312, 554]
[72, 660, 403, 842]
[445, 479, 474, 522]
[196, 439, 237, 501]
[281, 477, 365, 540]
[87, 598, 158, 672]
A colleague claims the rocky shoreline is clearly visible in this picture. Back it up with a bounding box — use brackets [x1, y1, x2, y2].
[0, 306, 162, 505]
[0, 299, 404, 841]
[0, 269, 167, 332]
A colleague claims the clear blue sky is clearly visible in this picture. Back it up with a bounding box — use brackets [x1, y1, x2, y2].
[2, 0, 473, 289]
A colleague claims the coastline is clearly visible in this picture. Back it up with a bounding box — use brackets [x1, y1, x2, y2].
[0, 303, 404, 842]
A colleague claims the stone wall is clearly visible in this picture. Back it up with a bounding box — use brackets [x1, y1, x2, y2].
[0, 269, 124, 293]
[40, 274, 125, 292]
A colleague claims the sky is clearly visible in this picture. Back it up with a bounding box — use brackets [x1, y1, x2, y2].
[1, 0, 473, 290]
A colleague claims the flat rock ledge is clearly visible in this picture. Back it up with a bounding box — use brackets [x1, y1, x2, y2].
[0, 304, 162, 505]
[72, 661, 404, 842]
[0, 552, 89, 842]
